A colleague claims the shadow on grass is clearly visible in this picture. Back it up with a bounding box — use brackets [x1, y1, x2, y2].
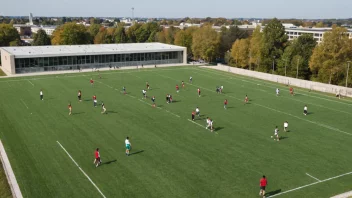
[170, 100, 181, 103]
[214, 127, 224, 131]
[106, 111, 118, 114]
[129, 150, 145, 156]
[265, 189, 281, 196]
[73, 112, 85, 115]
[102, 159, 117, 166]
[280, 137, 289, 140]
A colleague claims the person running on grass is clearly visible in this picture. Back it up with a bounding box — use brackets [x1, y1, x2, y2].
[78, 90, 82, 102]
[259, 175, 267, 198]
[40, 89, 44, 100]
[125, 137, 132, 156]
[93, 148, 102, 167]
[68, 103, 72, 115]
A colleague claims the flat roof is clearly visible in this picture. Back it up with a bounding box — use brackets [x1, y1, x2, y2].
[285, 28, 352, 33]
[0, 43, 186, 58]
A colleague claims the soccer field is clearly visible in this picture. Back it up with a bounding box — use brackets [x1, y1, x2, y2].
[0, 66, 352, 198]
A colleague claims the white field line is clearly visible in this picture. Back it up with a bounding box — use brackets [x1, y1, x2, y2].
[6, 81, 11, 87]
[268, 171, 352, 197]
[0, 67, 190, 83]
[156, 72, 352, 136]
[306, 173, 321, 182]
[195, 68, 352, 115]
[164, 109, 181, 118]
[27, 80, 34, 86]
[198, 68, 352, 106]
[20, 99, 29, 109]
[188, 119, 205, 128]
[56, 141, 106, 198]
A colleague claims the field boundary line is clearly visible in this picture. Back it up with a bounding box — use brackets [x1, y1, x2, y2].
[195, 69, 352, 115]
[20, 99, 29, 109]
[27, 80, 34, 86]
[0, 140, 23, 198]
[306, 173, 321, 181]
[198, 67, 352, 106]
[56, 141, 106, 198]
[268, 171, 352, 197]
[156, 72, 352, 136]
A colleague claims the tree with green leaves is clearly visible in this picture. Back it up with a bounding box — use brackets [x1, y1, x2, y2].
[277, 34, 316, 79]
[309, 26, 352, 85]
[32, 29, 51, 46]
[88, 24, 101, 43]
[51, 23, 90, 45]
[219, 26, 248, 58]
[0, 24, 21, 46]
[192, 25, 220, 62]
[174, 27, 198, 57]
[260, 18, 288, 73]
[126, 23, 142, 43]
[114, 26, 128, 43]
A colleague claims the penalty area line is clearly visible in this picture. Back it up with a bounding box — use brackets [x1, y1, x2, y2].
[306, 173, 321, 182]
[56, 141, 106, 198]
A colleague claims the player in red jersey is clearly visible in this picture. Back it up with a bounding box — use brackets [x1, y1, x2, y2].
[244, 95, 248, 104]
[176, 85, 179, 93]
[90, 78, 94, 86]
[197, 88, 201, 97]
[259, 175, 267, 198]
[289, 87, 294, 96]
[78, 90, 82, 102]
[224, 99, 228, 109]
[93, 95, 97, 107]
[182, 81, 185, 88]
[191, 111, 195, 121]
[146, 81, 150, 90]
[93, 148, 102, 167]
[68, 103, 72, 115]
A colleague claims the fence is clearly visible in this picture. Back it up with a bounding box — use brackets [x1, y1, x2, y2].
[205, 64, 352, 98]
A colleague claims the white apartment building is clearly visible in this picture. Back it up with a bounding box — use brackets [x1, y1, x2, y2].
[285, 27, 352, 44]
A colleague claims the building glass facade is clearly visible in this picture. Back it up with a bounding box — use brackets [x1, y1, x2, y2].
[14, 51, 183, 73]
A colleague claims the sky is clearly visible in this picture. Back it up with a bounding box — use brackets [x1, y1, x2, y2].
[1, 0, 351, 19]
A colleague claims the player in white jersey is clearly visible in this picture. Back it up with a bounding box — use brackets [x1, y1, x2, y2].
[142, 90, 147, 99]
[272, 126, 279, 141]
[40, 89, 44, 100]
[125, 137, 132, 156]
[210, 119, 214, 132]
[303, 105, 308, 115]
[206, 117, 211, 129]
[195, 107, 200, 117]
[284, 121, 288, 132]
[276, 88, 280, 96]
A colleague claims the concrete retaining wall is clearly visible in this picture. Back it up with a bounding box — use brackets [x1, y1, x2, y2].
[0, 140, 23, 198]
[206, 64, 352, 98]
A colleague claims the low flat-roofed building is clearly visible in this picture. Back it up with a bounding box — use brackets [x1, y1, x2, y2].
[0, 43, 187, 75]
[285, 27, 352, 43]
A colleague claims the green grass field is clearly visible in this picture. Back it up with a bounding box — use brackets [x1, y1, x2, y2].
[0, 66, 352, 198]
[0, 68, 7, 76]
[0, 161, 12, 198]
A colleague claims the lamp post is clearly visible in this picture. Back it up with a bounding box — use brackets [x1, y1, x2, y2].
[283, 58, 288, 77]
[296, 57, 300, 79]
[346, 61, 351, 88]
[272, 56, 276, 74]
